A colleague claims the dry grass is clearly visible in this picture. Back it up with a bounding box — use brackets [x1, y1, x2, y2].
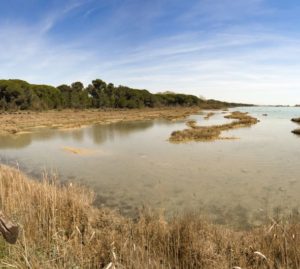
[1, 165, 300, 268]
[0, 107, 199, 136]
[170, 111, 259, 143]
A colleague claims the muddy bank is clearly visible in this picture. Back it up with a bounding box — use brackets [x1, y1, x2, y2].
[0, 107, 199, 136]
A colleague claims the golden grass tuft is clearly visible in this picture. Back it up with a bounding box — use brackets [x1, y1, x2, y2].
[1, 165, 300, 268]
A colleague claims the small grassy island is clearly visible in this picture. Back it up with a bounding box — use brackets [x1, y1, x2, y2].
[292, 129, 300, 135]
[291, 117, 300, 135]
[291, 118, 300, 123]
[170, 111, 259, 143]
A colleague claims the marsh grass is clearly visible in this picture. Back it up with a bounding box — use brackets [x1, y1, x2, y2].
[170, 111, 259, 143]
[1, 165, 300, 268]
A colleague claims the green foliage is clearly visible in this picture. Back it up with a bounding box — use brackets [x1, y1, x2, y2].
[0, 78, 245, 111]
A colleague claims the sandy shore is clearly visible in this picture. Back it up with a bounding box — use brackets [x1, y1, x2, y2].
[0, 107, 199, 135]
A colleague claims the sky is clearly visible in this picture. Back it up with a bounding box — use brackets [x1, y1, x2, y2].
[0, 0, 300, 105]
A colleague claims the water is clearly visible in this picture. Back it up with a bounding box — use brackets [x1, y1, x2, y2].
[1, 106, 300, 228]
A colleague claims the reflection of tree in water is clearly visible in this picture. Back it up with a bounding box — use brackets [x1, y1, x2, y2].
[0, 121, 153, 150]
[0, 134, 32, 149]
[88, 121, 154, 145]
[0, 128, 85, 150]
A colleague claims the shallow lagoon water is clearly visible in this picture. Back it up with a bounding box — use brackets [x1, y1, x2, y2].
[1, 107, 300, 228]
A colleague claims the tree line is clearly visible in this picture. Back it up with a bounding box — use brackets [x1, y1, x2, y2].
[0, 79, 244, 111]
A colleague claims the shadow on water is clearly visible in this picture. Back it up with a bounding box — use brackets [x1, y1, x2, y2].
[87, 121, 154, 144]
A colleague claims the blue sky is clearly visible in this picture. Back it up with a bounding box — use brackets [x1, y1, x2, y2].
[0, 0, 300, 105]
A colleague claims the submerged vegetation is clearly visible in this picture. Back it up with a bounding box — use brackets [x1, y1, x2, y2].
[1, 165, 300, 268]
[0, 79, 247, 111]
[170, 111, 259, 143]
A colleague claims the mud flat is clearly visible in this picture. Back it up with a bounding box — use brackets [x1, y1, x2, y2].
[0, 107, 199, 136]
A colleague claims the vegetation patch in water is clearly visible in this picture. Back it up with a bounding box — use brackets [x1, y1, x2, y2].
[291, 117, 300, 123]
[292, 129, 300, 135]
[170, 111, 259, 143]
[204, 112, 215, 120]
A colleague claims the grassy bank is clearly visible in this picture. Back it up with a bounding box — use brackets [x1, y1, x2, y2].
[0, 107, 200, 136]
[0, 165, 299, 268]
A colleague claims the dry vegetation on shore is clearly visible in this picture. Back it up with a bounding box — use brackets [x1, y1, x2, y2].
[170, 111, 259, 143]
[0, 107, 199, 136]
[0, 165, 300, 268]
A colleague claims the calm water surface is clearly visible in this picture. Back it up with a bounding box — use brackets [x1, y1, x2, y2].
[1, 107, 300, 228]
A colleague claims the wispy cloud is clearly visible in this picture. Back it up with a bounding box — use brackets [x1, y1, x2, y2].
[0, 0, 300, 104]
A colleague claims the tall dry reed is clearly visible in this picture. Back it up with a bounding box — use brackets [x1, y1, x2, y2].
[0, 165, 300, 268]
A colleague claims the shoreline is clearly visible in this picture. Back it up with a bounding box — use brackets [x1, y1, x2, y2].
[0, 107, 201, 136]
[0, 164, 298, 268]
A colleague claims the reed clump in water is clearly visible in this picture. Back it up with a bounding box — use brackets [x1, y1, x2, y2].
[204, 112, 215, 120]
[292, 129, 300, 135]
[170, 111, 259, 143]
[1, 165, 300, 268]
[291, 117, 300, 135]
[291, 117, 300, 123]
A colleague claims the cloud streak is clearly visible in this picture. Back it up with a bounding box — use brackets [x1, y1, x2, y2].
[0, 0, 300, 105]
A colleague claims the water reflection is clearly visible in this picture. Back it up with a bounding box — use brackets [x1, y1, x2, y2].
[0, 120, 155, 150]
[0, 134, 32, 149]
[87, 121, 154, 144]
